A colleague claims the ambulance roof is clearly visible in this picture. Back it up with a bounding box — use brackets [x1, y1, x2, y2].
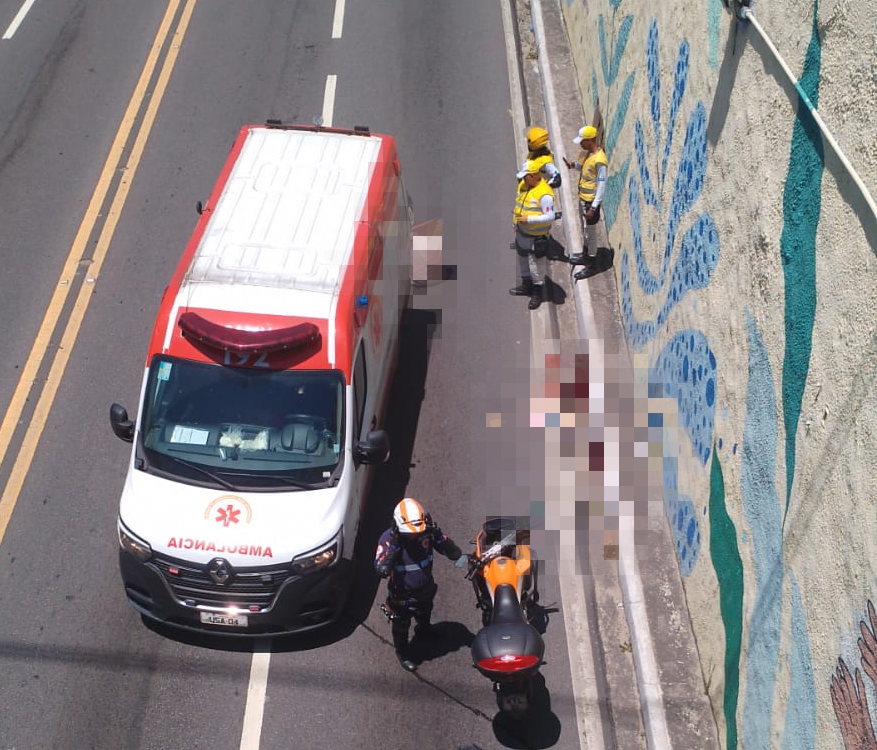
[175, 127, 383, 317]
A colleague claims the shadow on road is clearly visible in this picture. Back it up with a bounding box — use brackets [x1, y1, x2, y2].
[408, 619, 476, 666]
[491, 674, 562, 749]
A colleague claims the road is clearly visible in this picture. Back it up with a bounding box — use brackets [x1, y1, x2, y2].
[0, 0, 583, 748]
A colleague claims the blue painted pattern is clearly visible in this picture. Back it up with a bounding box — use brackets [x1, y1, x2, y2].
[648, 331, 717, 466]
[667, 493, 701, 576]
[621, 209, 719, 347]
[781, 571, 816, 749]
[590, 1, 634, 231]
[708, 0, 723, 70]
[741, 311, 783, 749]
[647, 19, 661, 153]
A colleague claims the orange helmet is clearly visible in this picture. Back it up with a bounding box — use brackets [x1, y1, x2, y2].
[526, 126, 550, 151]
[393, 498, 427, 534]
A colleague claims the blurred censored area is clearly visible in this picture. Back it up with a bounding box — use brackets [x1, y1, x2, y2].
[413, 219, 443, 287]
[528, 340, 672, 570]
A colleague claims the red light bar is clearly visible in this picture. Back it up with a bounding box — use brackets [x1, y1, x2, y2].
[477, 654, 540, 673]
[178, 311, 321, 355]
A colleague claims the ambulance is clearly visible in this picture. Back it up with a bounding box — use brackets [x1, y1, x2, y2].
[109, 122, 412, 635]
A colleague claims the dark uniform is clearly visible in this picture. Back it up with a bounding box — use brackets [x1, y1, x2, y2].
[374, 516, 463, 669]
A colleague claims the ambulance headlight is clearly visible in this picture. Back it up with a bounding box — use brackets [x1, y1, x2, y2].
[118, 521, 152, 562]
[291, 528, 342, 575]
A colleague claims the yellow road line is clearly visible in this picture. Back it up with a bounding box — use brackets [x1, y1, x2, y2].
[0, 0, 198, 543]
[0, 0, 181, 465]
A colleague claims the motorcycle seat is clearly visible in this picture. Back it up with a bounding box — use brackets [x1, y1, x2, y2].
[492, 583, 526, 625]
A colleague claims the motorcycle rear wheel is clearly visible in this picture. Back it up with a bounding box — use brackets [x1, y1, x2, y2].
[496, 681, 532, 721]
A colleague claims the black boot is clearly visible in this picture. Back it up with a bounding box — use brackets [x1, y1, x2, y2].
[509, 278, 534, 297]
[574, 248, 614, 280]
[393, 623, 417, 672]
[569, 245, 591, 265]
[414, 615, 438, 638]
[528, 284, 544, 310]
[395, 647, 417, 672]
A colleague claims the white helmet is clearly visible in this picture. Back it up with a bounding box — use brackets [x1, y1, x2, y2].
[393, 498, 427, 534]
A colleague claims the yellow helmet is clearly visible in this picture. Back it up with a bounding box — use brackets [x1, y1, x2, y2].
[526, 126, 550, 151]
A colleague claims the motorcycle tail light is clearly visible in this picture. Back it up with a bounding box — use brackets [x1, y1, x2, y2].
[477, 654, 540, 673]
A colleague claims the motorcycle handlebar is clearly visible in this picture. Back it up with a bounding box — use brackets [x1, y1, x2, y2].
[464, 532, 519, 579]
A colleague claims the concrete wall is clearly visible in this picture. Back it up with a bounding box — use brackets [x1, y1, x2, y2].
[556, 0, 877, 747]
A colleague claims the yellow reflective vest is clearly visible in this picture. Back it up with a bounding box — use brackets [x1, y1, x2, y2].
[528, 151, 555, 174]
[577, 148, 609, 202]
[513, 179, 554, 236]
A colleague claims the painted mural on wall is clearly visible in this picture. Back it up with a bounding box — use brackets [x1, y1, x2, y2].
[564, 0, 876, 746]
[619, 14, 718, 584]
[831, 601, 877, 749]
[606, 2, 872, 748]
[590, 0, 633, 231]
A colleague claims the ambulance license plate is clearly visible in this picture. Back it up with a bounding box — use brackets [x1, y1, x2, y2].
[200, 611, 248, 627]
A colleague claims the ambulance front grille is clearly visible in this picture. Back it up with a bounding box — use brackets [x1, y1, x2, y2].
[153, 556, 292, 609]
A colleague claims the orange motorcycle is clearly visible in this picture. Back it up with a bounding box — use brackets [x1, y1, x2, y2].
[465, 517, 544, 720]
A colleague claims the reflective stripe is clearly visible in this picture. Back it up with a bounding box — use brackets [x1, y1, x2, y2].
[578, 148, 609, 202]
[395, 555, 433, 572]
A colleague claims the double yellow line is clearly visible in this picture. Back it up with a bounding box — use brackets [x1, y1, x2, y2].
[0, 0, 198, 545]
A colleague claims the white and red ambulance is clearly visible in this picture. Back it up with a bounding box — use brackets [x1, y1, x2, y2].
[110, 122, 412, 635]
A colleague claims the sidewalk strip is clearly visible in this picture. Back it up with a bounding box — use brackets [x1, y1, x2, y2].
[530, 0, 673, 747]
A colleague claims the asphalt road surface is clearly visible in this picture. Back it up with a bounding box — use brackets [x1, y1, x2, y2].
[0, 1, 583, 749]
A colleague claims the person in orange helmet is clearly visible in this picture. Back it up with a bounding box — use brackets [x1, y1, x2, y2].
[375, 498, 466, 671]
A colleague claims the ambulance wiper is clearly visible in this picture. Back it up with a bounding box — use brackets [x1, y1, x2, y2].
[214, 471, 317, 490]
[163, 453, 238, 490]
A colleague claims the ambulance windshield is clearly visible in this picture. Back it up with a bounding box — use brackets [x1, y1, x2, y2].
[137, 356, 345, 490]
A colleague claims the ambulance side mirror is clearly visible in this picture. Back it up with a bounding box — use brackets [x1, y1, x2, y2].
[110, 403, 135, 442]
[353, 430, 390, 465]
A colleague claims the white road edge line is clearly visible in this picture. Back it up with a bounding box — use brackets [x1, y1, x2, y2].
[2, 0, 38, 39]
[529, 1, 673, 747]
[239, 639, 272, 750]
[619, 528, 673, 749]
[331, 0, 345, 39]
[322, 74, 337, 127]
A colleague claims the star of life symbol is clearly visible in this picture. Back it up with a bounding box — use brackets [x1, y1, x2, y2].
[204, 495, 253, 526]
[216, 504, 241, 527]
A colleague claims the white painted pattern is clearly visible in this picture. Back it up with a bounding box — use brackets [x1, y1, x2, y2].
[3, 0, 38, 39]
[322, 75, 337, 128]
[239, 641, 271, 750]
[331, 0, 345, 39]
